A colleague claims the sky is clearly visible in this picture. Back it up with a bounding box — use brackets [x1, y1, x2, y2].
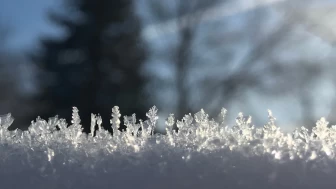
[1, 0, 335, 50]
[141, 0, 287, 40]
[0, 0, 61, 51]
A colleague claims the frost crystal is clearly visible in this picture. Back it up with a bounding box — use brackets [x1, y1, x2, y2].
[90, 114, 97, 137]
[232, 112, 254, 142]
[165, 114, 176, 146]
[111, 106, 121, 134]
[165, 113, 175, 128]
[194, 109, 208, 125]
[1, 107, 336, 188]
[217, 107, 227, 126]
[68, 107, 83, 146]
[0, 113, 14, 129]
[97, 114, 103, 130]
[235, 112, 252, 126]
[124, 114, 138, 136]
[146, 106, 159, 134]
[71, 107, 81, 126]
[183, 113, 193, 127]
[313, 117, 329, 140]
[263, 110, 280, 138]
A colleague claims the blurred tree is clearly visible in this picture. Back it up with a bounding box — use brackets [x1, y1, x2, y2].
[30, 0, 148, 133]
[272, 0, 333, 129]
[200, 3, 324, 128]
[144, 0, 223, 130]
[142, 0, 324, 130]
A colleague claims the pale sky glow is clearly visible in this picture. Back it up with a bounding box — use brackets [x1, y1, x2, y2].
[0, 0, 61, 50]
[141, 0, 287, 40]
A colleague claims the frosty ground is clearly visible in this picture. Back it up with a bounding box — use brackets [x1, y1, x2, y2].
[0, 106, 336, 189]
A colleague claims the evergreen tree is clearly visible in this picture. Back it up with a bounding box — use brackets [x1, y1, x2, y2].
[30, 0, 147, 133]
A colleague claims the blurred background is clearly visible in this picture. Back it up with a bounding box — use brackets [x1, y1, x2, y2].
[0, 0, 336, 133]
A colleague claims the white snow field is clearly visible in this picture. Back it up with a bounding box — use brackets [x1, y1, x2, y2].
[1, 106, 336, 189]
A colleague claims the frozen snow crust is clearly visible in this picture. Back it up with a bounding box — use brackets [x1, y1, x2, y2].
[1, 106, 336, 189]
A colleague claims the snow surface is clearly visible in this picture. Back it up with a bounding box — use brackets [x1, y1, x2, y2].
[1, 107, 336, 189]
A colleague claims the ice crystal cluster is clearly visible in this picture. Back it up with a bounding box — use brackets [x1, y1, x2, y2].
[1, 107, 336, 189]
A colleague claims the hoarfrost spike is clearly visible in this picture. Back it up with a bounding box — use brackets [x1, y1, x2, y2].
[194, 109, 208, 124]
[111, 106, 121, 132]
[146, 106, 159, 134]
[0, 113, 14, 129]
[267, 109, 276, 125]
[90, 114, 97, 137]
[71, 107, 81, 126]
[97, 114, 103, 131]
[165, 114, 175, 128]
[218, 108, 227, 125]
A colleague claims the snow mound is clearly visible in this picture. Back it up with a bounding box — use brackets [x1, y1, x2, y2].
[0, 107, 336, 189]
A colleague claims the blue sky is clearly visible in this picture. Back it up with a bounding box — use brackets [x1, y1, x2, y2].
[2, 0, 336, 51]
[0, 0, 61, 51]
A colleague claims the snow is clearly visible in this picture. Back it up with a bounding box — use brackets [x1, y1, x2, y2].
[1, 107, 336, 188]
